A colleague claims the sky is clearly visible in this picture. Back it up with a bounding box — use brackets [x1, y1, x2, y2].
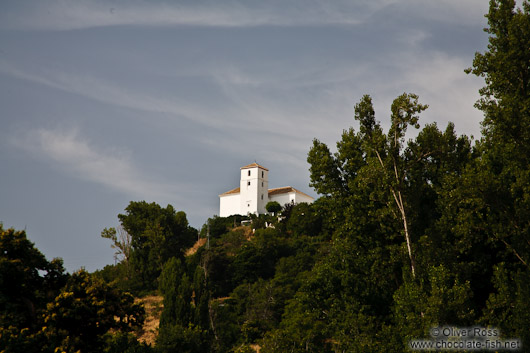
[0, 0, 490, 272]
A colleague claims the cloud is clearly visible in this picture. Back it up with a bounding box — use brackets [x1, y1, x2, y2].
[11, 127, 190, 201]
[0, 60, 343, 144]
[0, 0, 489, 31]
[0, 60, 236, 130]
[387, 51, 484, 138]
[211, 49, 485, 141]
[0, 0, 392, 31]
[401, 0, 490, 26]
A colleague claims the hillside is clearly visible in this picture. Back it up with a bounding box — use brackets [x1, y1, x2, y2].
[136, 295, 163, 346]
[3, 3, 530, 351]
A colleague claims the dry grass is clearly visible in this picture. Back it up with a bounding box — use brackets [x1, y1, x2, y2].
[212, 296, 231, 303]
[185, 237, 207, 256]
[135, 295, 163, 346]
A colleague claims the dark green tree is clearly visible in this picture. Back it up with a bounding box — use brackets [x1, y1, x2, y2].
[285, 203, 322, 237]
[41, 269, 145, 353]
[158, 257, 192, 327]
[464, 0, 530, 269]
[308, 93, 429, 277]
[264, 93, 474, 352]
[467, 0, 530, 156]
[462, 0, 530, 344]
[104, 332, 153, 353]
[0, 226, 67, 353]
[116, 201, 197, 291]
[265, 201, 282, 215]
[156, 323, 208, 353]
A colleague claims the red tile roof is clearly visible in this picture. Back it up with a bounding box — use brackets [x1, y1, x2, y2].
[219, 186, 313, 200]
[219, 187, 240, 196]
[240, 163, 269, 171]
[268, 186, 313, 199]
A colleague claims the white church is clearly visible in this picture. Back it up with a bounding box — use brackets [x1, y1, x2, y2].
[219, 163, 314, 217]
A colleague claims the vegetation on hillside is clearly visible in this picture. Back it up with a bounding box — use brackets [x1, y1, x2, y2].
[2, 1, 530, 351]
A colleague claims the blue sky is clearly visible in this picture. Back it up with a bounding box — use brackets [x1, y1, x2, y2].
[0, 0, 489, 272]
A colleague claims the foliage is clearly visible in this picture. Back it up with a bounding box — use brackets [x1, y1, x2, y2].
[285, 202, 322, 237]
[156, 323, 209, 353]
[263, 90, 477, 352]
[260, 2, 530, 351]
[158, 257, 193, 327]
[0, 228, 66, 322]
[115, 201, 198, 292]
[8, 2, 530, 351]
[41, 269, 145, 352]
[101, 225, 132, 268]
[104, 332, 153, 353]
[481, 264, 530, 344]
[203, 215, 251, 239]
[0, 225, 147, 353]
[0, 226, 68, 353]
[154, 212, 322, 352]
[93, 261, 130, 291]
[265, 201, 282, 214]
[465, 0, 530, 271]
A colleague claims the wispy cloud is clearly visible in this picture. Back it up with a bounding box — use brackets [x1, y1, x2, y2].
[0, 60, 236, 130]
[0, 0, 390, 31]
[400, 0, 489, 26]
[0, 0, 489, 31]
[386, 51, 484, 138]
[0, 60, 342, 142]
[212, 49, 485, 140]
[11, 127, 190, 201]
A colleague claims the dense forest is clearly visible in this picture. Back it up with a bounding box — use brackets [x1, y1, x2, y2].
[2, 1, 530, 351]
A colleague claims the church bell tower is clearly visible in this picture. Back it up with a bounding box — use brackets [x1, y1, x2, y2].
[239, 163, 269, 215]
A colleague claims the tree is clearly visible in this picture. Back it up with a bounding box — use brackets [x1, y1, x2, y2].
[357, 93, 428, 277]
[158, 257, 192, 327]
[462, 0, 530, 345]
[285, 203, 322, 237]
[0, 226, 68, 352]
[101, 225, 132, 266]
[1, 226, 146, 353]
[103, 332, 153, 353]
[308, 93, 428, 278]
[264, 93, 475, 352]
[115, 201, 197, 291]
[41, 269, 145, 353]
[265, 201, 282, 215]
[101, 225, 133, 285]
[467, 0, 530, 157]
[464, 0, 530, 268]
[156, 323, 208, 353]
[0, 226, 67, 326]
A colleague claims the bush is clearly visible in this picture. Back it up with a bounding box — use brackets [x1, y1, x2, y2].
[266, 201, 282, 214]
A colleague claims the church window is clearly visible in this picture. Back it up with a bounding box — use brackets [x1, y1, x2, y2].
[262, 182, 263, 187]
[248, 170, 251, 176]
[261, 194, 263, 200]
[248, 181, 251, 186]
[262, 171, 264, 178]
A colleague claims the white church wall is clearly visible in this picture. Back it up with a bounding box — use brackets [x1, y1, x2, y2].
[219, 163, 314, 217]
[219, 193, 240, 217]
[294, 193, 314, 204]
[269, 193, 291, 207]
[240, 165, 269, 215]
[269, 191, 314, 209]
[240, 172, 258, 215]
[257, 170, 268, 215]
